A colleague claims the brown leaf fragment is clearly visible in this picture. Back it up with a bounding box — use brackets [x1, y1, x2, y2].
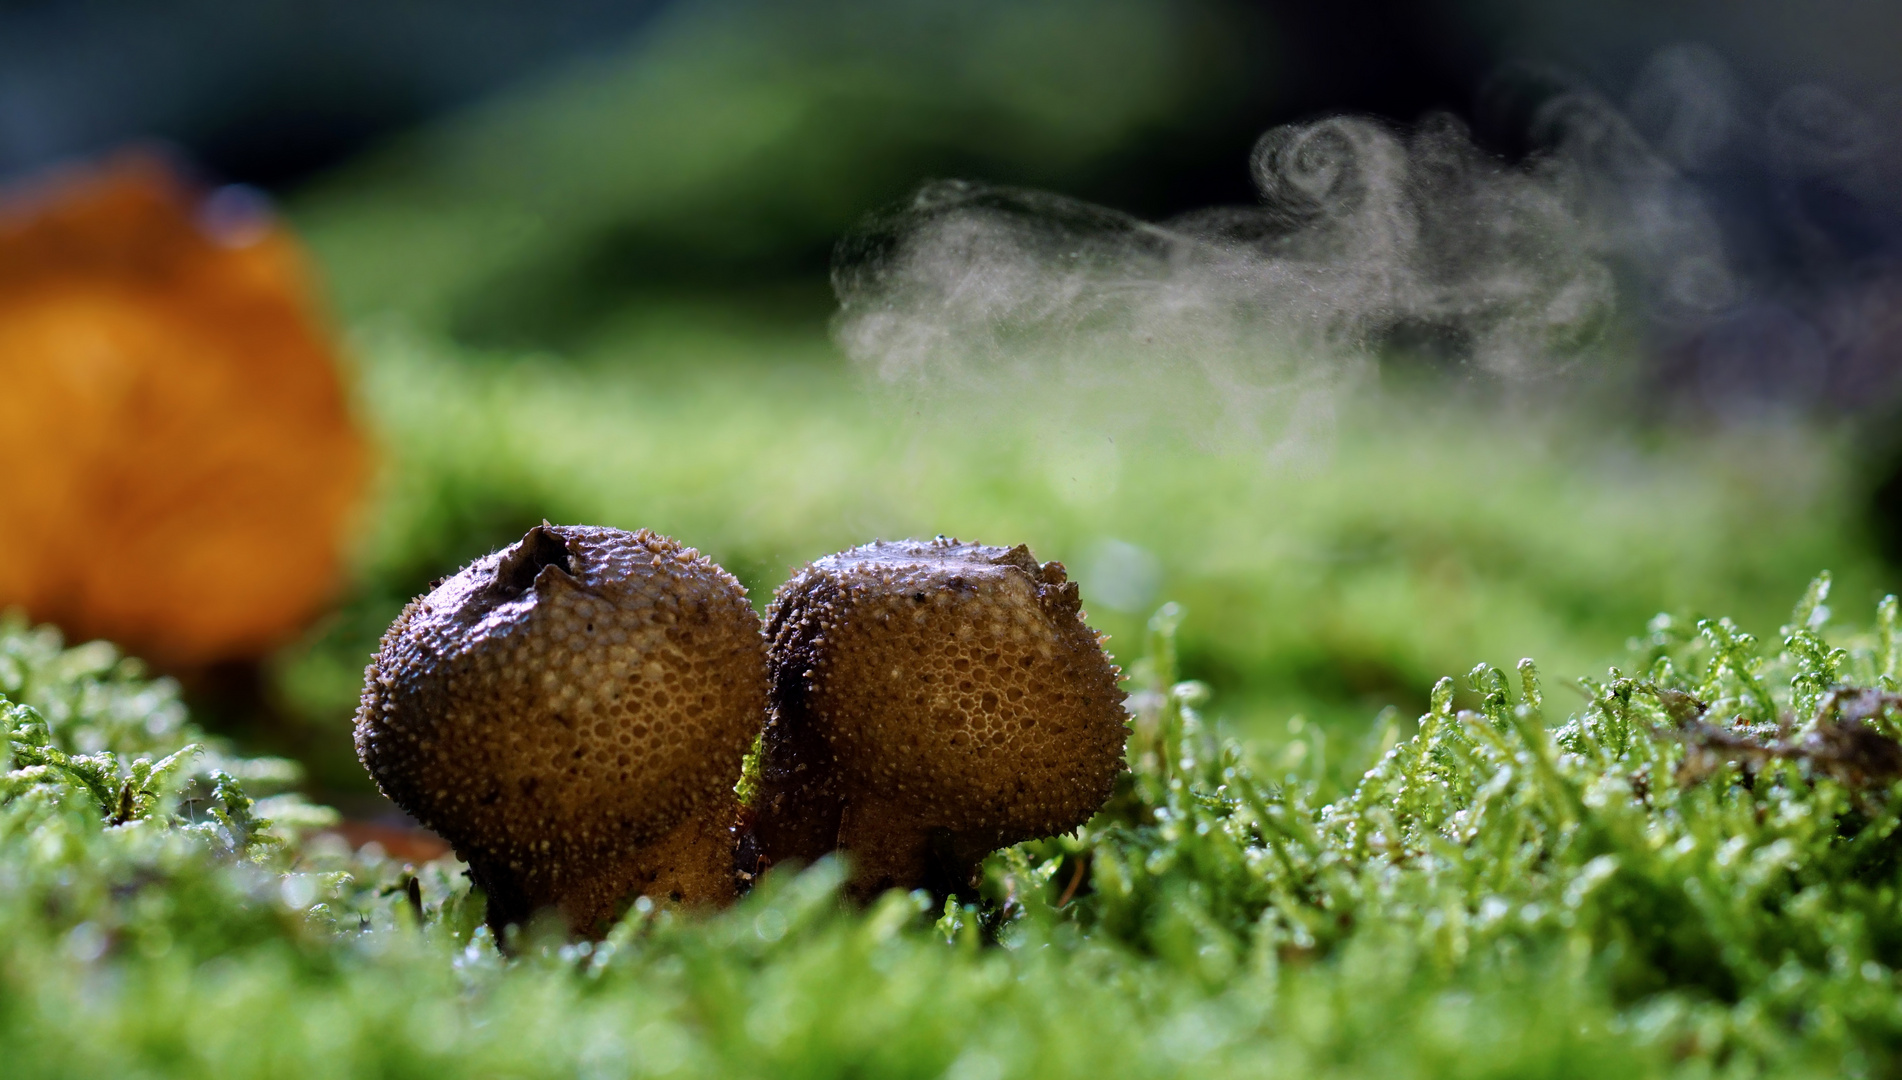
[1797, 720, 1902, 789]
[1657, 685, 1902, 790]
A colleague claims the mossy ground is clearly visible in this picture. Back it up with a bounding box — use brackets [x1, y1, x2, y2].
[10, 575, 1902, 1077]
[11, 3, 1902, 1071]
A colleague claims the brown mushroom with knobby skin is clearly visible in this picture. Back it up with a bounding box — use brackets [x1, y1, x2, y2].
[355, 524, 764, 937]
[750, 537, 1126, 897]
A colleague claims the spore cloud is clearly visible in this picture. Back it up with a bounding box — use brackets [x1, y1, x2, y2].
[833, 46, 1902, 435]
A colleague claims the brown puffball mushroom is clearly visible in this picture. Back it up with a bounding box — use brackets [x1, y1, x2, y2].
[355, 525, 765, 938]
[751, 538, 1126, 897]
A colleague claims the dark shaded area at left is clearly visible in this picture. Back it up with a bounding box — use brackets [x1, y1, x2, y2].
[0, 0, 670, 187]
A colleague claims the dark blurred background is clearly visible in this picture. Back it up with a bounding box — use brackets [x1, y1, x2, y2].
[15, 1, 1902, 412]
[7, 0, 1899, 210]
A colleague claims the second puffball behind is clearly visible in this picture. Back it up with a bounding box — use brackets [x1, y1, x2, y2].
[752, 538, 1127, 895]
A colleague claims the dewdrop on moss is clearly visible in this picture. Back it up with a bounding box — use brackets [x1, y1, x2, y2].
[751, 538, 1127, 896]
[354, 524, 765, 938]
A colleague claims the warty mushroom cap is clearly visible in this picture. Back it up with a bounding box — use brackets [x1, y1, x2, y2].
[355, 524, 765, 926]
[755, 537, 1126, 891]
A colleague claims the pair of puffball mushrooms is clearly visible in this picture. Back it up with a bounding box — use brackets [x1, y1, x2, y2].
[354, 525, 1128, 938]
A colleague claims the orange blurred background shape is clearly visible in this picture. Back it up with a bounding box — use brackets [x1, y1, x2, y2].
[0, 152, 371, 669]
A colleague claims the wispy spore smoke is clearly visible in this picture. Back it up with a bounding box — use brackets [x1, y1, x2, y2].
[833, 46, 1902, 432]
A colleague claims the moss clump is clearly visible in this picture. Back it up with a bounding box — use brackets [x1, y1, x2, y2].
[1047, 574, 1902, 1070]
[10, 578, 1902, 1074]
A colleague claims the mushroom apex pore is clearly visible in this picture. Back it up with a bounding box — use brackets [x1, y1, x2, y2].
[494, 524, 575, 597]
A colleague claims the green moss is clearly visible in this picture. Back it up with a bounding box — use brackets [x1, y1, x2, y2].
[734, 733, 764, 809]
[9, 580, 1902, 1075]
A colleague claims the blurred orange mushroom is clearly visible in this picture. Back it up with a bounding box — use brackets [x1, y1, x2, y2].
[0, 152, 370, 669]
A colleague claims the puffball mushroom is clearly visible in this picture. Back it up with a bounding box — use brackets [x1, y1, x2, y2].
[355, 525, 765, 937]
[752, 538, 1126, 896]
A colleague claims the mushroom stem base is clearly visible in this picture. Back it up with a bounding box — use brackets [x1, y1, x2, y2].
[469, 795, 742, 941]
[835, 796, 999, 900]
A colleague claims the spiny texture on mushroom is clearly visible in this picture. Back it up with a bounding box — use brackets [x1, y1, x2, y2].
[355, 525, 765, 937]
[752, 538, 1126, 896]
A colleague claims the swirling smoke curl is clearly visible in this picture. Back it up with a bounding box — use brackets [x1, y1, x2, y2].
[833, 46, 1902, 442]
